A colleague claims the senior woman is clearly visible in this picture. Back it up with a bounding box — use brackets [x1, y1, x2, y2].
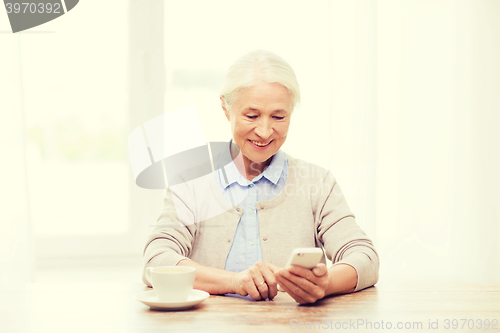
[143, 50, 379, 304]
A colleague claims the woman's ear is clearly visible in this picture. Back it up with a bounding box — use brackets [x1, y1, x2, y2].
[220, 97, 230, 121]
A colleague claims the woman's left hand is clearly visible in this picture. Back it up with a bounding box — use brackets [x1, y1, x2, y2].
[275, 263, 330, 304]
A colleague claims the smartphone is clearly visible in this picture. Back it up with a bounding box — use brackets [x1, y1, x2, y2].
[277, 248, 323, 292]
[285, 247, 323, 270]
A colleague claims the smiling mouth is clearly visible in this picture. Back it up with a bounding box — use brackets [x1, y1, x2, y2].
[249, 140, 272, 147]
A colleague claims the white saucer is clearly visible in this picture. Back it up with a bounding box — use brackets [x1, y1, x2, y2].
[135, 289, 209, 310]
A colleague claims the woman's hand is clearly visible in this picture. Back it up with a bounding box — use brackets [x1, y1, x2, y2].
[231, 262, 279, 301]
[275, 263, 330, 304]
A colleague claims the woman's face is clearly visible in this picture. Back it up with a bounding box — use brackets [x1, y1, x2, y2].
[223, 81, 293, 168]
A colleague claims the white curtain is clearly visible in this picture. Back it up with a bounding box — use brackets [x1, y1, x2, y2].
[0, 36, 34, 284]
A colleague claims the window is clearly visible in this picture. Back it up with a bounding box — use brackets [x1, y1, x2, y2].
[21, 1, 130, 257]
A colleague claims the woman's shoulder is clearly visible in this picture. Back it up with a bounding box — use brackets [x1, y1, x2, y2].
[284, 152, 335, 184]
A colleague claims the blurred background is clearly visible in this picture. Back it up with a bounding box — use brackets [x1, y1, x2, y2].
[1, 0, 499, 286]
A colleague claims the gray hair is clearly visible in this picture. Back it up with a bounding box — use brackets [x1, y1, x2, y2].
[220, 50, 301, 110]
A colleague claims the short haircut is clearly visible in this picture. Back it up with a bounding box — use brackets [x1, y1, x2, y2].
[220, 49, 301, 110]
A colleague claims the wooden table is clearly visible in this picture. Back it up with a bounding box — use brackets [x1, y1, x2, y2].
[1, 282, 499, 332]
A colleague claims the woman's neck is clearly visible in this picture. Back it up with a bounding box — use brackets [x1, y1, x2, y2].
[230, 142, 271, 181]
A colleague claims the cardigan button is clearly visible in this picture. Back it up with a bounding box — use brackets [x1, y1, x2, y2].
[260, 204, 264, 209]
[262, 237, 267, 241]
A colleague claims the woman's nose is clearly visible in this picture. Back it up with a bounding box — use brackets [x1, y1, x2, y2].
[254, 119, 273, 139]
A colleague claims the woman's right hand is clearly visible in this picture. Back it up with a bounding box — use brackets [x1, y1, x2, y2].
[231, 262, 279, 300]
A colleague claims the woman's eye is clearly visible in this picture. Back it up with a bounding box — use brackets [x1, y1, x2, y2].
[273, 116, 284, 120]
[246, 115, 258, 119]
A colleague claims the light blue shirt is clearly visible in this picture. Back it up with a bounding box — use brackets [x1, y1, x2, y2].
[214, 141, 288, 273]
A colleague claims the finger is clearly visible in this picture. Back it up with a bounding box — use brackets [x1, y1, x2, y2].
[275, 269, 308, 304]
[267, 263, 283, 296]
[256, 263, 278, 299]
[254, 277, 269, 300]
[250, 264, 269, 300]
[312, 263, 328, 277]
[288, 264, 328, 286]
[260, 264, 278, 299]
[281, 267, 318, 293]
[242, 274, 262, 300]
[266, 263, 280, 273]
[253, 262, 279, 300]
[268, 281, 278, 300]
[288, 265, 317, 283]
[278, 268, 321, 303]
[246, 282, 262, 301]
[286, 265, 329, 297]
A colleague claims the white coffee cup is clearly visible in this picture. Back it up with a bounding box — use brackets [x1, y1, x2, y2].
[145, 266, 196, 302]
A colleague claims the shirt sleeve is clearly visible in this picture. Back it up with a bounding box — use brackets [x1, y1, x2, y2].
[142, 186, 197, 286]
[315, 173, 379, 292]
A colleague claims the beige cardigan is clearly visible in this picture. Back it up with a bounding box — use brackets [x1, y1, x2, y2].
[143, 154, 379, 292]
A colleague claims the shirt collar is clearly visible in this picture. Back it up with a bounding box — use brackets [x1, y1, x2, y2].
[216, 140, 285, 188]
[260, 149, 285, 185]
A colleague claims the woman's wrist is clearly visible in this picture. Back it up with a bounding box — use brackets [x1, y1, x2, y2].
[177, 258, 236, 295]
[326, 263, 358, 296]
[228, 272, 238, 294]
